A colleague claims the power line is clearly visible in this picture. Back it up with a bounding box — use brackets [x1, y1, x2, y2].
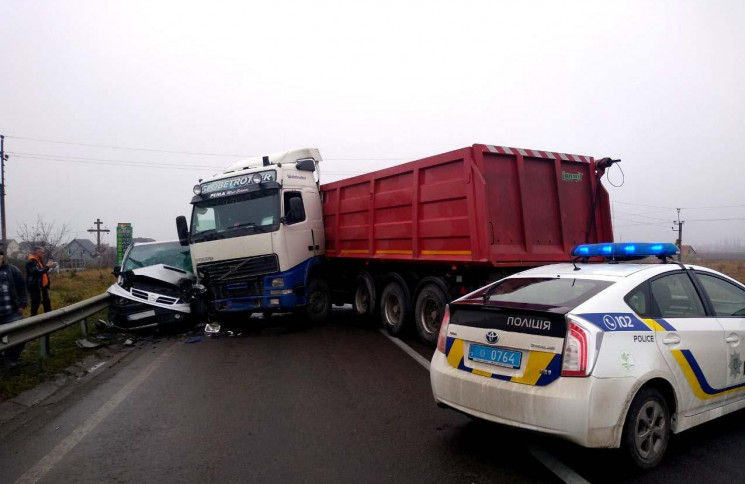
[4, 135, 249, 157]
[5, 135, 413, 162]
[9, 153, 224, 171]
[8, 151, 223, 169]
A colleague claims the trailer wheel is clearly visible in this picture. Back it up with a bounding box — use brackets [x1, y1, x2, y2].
[353, 271, 377, 320]
[305, 278, 330, 324]
[380, 279, 409, 335]
[414, 283, 448, 346]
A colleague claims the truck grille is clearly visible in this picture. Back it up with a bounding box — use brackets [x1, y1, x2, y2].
[197, 255, 279, 284]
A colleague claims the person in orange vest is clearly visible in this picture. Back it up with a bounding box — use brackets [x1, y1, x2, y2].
[26, 246, 55, 316]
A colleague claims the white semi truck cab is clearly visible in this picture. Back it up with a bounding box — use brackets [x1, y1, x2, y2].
[176, 148, 329, 321]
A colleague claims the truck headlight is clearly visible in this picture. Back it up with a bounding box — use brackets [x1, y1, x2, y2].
[193, 185, 202, 195]
[270, 277, 284, 288]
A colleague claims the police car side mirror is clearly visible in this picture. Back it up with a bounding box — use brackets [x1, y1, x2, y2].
[113, 266, 121, 277]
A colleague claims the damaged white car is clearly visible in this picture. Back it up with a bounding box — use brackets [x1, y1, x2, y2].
[107, 240, 197, 331]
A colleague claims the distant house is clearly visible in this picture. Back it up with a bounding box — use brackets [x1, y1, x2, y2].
[1, 239, 21, 258]
[63, 239, 98, 269]
[680, 245, 699, 262]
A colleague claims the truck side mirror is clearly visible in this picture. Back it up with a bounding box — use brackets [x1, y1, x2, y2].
[176, 216, 189, 246]
[296, 159, 316, 171]
[113, 266, 121, 277]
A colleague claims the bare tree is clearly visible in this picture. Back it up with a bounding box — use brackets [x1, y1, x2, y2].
[16, 215, 70, 262]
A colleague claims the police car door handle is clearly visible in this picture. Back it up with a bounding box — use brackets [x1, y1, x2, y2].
[726, 334, 740, 344]
[662, 334, 681, 345]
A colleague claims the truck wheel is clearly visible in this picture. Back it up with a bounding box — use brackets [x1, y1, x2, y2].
[414, 283, 447, 346]
[380, 279, 409, 335]
[353, 271, 377, 320]
[622, 387, 670, 470]
[305, 278, 330, 324]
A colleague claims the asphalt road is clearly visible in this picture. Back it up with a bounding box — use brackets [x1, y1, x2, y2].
[2, 307, 745, 483]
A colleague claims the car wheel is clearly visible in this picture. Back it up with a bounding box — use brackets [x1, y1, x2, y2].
[380, 279, 409, 335]
[622, 387, 670, 470]
[353, 271, 376, 320]
[305, 278, 330, 324]
[414, 283, 447, 346]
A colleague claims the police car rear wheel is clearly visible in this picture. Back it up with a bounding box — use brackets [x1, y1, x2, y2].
[623, 387, 670, 469]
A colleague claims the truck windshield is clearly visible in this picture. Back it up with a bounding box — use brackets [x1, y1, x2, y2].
[190, 189, 280, 242]
[123, 242, 193, 272]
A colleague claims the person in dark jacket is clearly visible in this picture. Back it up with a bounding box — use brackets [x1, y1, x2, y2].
[0, 250, 28, 367]
[26, 246, 54, 316]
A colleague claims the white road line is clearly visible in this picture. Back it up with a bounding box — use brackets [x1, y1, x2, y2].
[529, 446, 591, 484]
[378, 330, 431, 370]
[379, 331, 591, 484]
[15, 341, 179, 484]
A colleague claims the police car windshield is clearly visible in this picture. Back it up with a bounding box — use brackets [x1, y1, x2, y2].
[190, 189, 280, 241]
[123, 242, 192, 273]
[484, 277, 614, 310]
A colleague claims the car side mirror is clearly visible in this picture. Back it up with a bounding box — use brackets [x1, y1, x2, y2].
[113, 266, 121, 276]
[176, 216, 189, 246]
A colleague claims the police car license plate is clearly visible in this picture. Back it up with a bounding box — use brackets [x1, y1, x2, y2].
[468, 344, 522, 369]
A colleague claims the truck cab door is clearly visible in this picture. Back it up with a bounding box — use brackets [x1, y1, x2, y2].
[281, 191, 323, 271]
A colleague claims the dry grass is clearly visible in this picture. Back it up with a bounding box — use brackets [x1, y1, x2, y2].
[696, 259, 745, 285]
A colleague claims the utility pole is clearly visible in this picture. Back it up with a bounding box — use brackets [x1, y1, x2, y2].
[1, 134, 7, 254]
[672, 208, 684, 261]
[87, 218, 111, 253]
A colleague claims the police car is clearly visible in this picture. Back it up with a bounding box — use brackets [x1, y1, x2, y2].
[430, 243, 745, 469]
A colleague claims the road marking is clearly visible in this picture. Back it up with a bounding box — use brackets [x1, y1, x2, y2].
[378, 330, 431, 370]
[529, 445, 591, 484]
[14, 341, 179, 484]
[379, 331, 591, 484]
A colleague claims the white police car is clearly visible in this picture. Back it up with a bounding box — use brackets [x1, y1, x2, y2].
[430, 243, 745, 469]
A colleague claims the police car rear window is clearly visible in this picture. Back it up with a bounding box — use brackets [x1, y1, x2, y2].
[485, 277, 614, 310]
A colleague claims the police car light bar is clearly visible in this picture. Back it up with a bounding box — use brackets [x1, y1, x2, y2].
[571, 243, 680, 259]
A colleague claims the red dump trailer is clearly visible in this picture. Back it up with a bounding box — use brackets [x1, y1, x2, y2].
[321, 144, 613, 344]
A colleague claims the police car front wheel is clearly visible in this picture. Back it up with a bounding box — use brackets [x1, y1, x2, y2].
[622, 387, 671, 470]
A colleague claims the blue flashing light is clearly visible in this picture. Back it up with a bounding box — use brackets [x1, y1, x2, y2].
[571, 242, 679, 259]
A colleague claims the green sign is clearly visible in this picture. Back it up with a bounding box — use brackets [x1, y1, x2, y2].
[561, 171, 583, 182]
[116, 223, 133, 265]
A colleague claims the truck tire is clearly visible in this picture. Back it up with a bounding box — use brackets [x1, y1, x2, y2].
[622, 387, 670, 470]
[414, 283, 447, 346]
[380, 278, 409, 335]
[305, 278, 330, 324]
[353, 271, 377, 320]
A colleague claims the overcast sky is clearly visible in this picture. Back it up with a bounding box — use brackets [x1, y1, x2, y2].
[1, 0, 744, 252]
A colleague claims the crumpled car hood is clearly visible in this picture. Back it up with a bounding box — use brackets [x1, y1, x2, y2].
[127, 264, 195, 286]
[107, 264, 195, 313]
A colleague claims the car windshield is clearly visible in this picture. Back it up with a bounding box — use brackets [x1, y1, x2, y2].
[190, 189, 280, 242]
[485, 277, 614, 310]
[123, 242, 193, 272]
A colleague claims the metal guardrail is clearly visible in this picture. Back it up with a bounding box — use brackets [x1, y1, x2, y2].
[0, 293, 111, 356]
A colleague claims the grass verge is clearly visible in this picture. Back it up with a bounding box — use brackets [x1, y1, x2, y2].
[0, 269, 121, 401]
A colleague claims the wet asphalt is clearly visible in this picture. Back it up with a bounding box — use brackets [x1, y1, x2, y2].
[1, 308, 745, 483]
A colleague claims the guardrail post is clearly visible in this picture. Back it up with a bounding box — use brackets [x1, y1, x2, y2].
[80, 317, 88, 337]
[40, 335, 50, 358]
